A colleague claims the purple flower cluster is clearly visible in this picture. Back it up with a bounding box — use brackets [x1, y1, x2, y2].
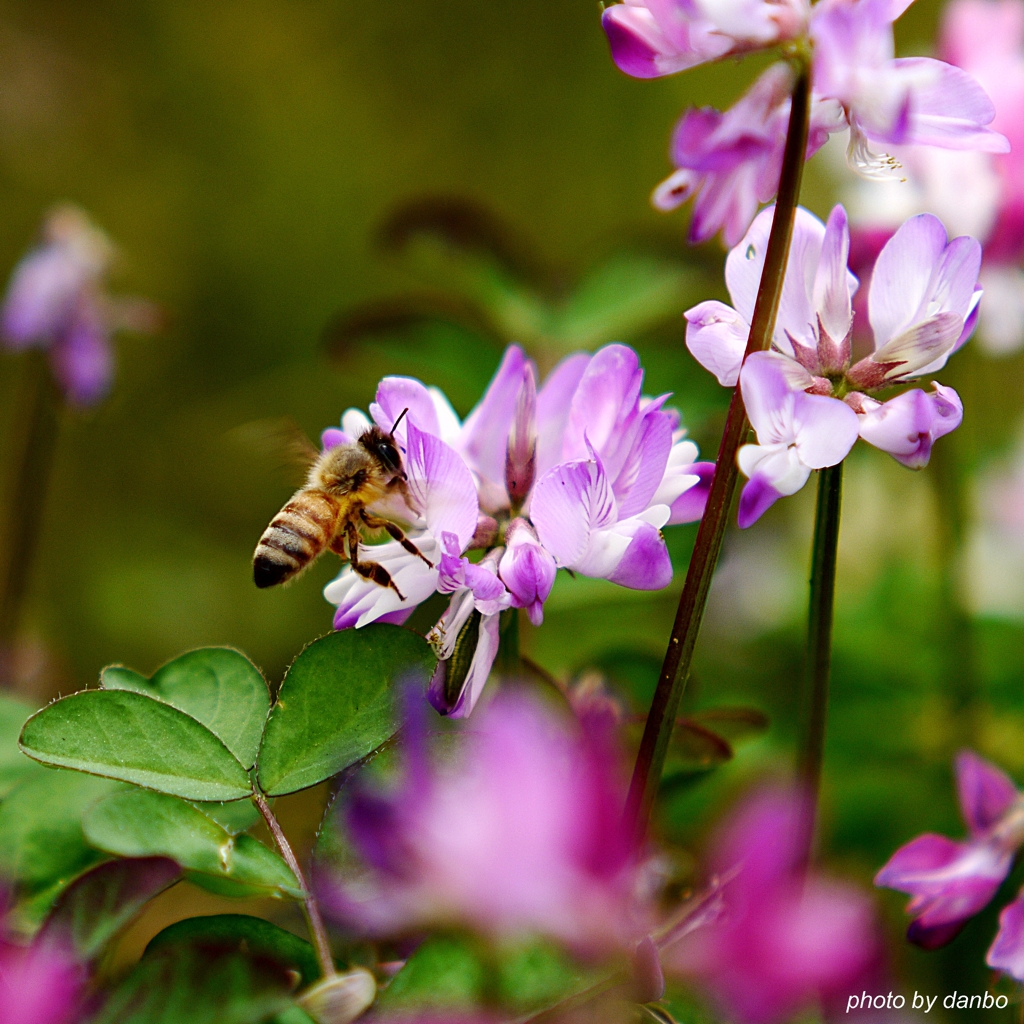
[876, 750, 1024, 978]
[0, 913, 82, 1024]
[1, 206, 156, 407]
[845, 0, 1024, 354]
[324, 343, 713, 717]
[604, 0, 1009, 245]
[319, 691, 649, 953]
[685, 203, 980, 524]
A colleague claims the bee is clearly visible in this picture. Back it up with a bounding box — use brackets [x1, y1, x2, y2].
[252, 409, 431, 598]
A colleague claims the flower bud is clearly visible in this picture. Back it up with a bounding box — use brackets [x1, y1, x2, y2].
[505, 363, 537, 507]
[498, 518, 556, 626]
[297, 968, 376, 1024]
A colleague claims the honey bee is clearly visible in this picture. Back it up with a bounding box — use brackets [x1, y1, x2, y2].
[253, 409, 431, 598]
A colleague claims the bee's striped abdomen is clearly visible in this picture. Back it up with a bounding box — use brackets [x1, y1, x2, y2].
[253, 491, 339, 588]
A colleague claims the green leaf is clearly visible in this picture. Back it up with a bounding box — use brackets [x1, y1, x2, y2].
[101, 666, 152, 694]
[0, 694, 44, 798]
[87, 935, 295, 1024]
[375, 933, 485, 1013]
[83, 790, 301, 898]
[194, 799, 260, 836]
[145, 915, 321, 988]
[103, 649, 270, 769]
[258, 625, 434, 796]
[40, 856, 181, 963]
[20, 690, 253, 802]
[0, 770, 117, 886]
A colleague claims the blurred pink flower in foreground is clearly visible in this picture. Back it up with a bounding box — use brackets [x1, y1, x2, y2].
[1, 206, 158, 406]
[318, 691, 651, 954]
[605, 0, 1008, 244]
[0, 923, 83, 1024]
[666, 788, 878, 1024]
[876, 750, 1024, 980]
[685, 204, 979, 524]
[845, 0, 1024, 353]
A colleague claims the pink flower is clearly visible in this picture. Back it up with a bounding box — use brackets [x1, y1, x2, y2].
[876, 750, 1024, 975]
[1, 206, 157, 406]
[665, 788, 878, 1024]
[325, 344, 712, 715]
[319, 692, 649, 953]
[601, 0, 804, 80]
[0, 916, 83, 1024]
[606, 0, 1008, 245]
[653, 65, 844, 246]
[844, 0, 1024, 353]
[685, 204, 980, 523]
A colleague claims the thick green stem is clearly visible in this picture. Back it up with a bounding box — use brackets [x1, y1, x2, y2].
[622, 59, 813, 846]
[254, 791, 336, 980]
[797, 462, 844, 867]
[0, 351, 61, 687]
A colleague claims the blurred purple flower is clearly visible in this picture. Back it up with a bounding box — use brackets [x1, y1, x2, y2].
[844, 0, 1024, 354]
[0, 922, 83, 1024]
[876, 750, 1024, 965]
[606, 0, 1008, 245]
[325, 343, 713, 716]
[665, 788, 878, 1024]
[319, 691, 650, 953]
[686, 203, 980, 524]
[1, 206, 158, 407]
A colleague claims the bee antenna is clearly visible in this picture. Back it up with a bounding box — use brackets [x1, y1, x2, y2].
[390, 407, 410, 436]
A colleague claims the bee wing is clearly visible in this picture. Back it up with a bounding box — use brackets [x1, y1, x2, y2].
[224, 417, 319, 488]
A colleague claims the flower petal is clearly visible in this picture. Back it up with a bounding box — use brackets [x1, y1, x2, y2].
[684, 299, 749, 386]
[535, 352, 591, 479]
[790, 391, 861, 469]
[500, 519, 557, 625]
[813, 205, 855, 345]
[458, 345, 528, 492]
[956, 749, 1019, 836]
[404, 422, 479, 548]
[868, 212, 980, 349]
[886, 57, 1009, 152]
[447, 611, 502, 719]
[532, 457, 618, 568]
[856, 383, 962, 468]
[605, 518, 673, 590]
[371, 376, 445, 439]
[988, 891, 1024, 981]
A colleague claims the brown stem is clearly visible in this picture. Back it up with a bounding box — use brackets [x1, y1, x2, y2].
[254, 790, 336, 979]
[0, 350, 61, 687]
[622, 58, 812, 847]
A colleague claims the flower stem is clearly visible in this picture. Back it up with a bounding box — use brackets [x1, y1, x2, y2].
[796, 462, 843, 867]
[254, 790, 336, 980]
[0, 350, 61, 687]
[623, 58, 812, 846]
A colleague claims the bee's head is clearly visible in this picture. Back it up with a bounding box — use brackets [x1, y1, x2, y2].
[359, 425, 402, 474]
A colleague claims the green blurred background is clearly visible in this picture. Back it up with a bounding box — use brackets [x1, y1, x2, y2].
[0, 0, 1022, 1012]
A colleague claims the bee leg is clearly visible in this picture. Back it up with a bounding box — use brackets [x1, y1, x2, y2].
[346, 521, 406, 601]
[360, 510, 434, 568]
[386, 476, 423, 517]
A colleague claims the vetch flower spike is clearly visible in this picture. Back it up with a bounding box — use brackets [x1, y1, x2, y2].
[325, 343, 712, 716]
[1, 206, 158, 407]
[876, 750, 1024, 953]
[606, 0, 1009, 245]
[686, 203, 981, 524]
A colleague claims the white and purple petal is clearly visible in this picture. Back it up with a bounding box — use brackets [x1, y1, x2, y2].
[855, 383, 963, 468]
